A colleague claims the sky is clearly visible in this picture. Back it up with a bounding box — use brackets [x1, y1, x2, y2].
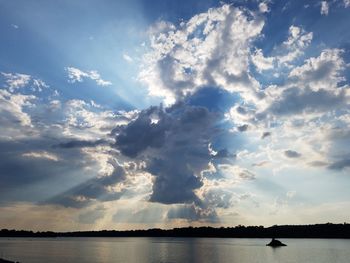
[0, 0, 350, 231]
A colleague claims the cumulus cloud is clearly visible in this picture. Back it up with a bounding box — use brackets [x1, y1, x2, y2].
[1, 72, 31, 91]
[267, 87, 347, 116]
[114, 103, 226, 205]
[1, 72, 48, 92]
[1, 2, 350, 227]
[65, 67, 112, 86]
[139, 4, 265, 105]
[288, 49, 345, 91]
[0, 89, 35, 139]
[251, 49, 274, 73]
[276, 25, 313, 65]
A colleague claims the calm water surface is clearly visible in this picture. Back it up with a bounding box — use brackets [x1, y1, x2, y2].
[0, 237, 349, 263]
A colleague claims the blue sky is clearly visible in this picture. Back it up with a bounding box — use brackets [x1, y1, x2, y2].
[1, 0, 350, 231]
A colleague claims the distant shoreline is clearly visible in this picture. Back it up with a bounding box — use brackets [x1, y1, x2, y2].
[1, 223, 350, 239]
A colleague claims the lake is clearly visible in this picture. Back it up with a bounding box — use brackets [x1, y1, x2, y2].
[1, 237, 349, 263]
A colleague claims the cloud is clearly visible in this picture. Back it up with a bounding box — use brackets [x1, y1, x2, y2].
[277, 25, 313, 65]
[237, 124, 249, 132]
[0, 89, 35, 134]
[267, 87, 347, 116]
[258, 2, 270, 13]
[65, 67, 112, 86]
[139, 4, 265, 105]
[113, 89, 237, 211]
[1, 72, 48, 92]
[22, 151, 59, 162]
[1, 72, 31, 91]
[261, 132, 271, 139]
[308, 161, 328, 167]
[320, 1, 329, 15]
[122, 53, 133, 63]
[251, 49, 274, 73]
[114, 103, 222, 205]
[328, 159, 350, 170]
[167, 204, 218, 223]
[53, 139, 108, 149]
[218, 164, 256, 181]
[284, 150, 302, 158]
[345, 0, 350, 8]
[288, 49, 345, 91]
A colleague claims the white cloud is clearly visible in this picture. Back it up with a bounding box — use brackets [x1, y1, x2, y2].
[139, 4, 265, 105]
[320, 1, 329, 15]
[0, 89, 36, 140]
[344, 0, 350, 7]
[123, 53, 133, 63]
[276, 25, 313, 65]
[11, 24, 19, 29]
[288, 49, 345, 91]
[32, 78, 49, 92]
[22, 151, 59, 162]
[259, 2, 270, 13]
[1, 72, 49, 92]
[1, 72, 31, 92]
[65, 67, 112, 86]
[0, 89, 34, 127]
[251, 49, 274, 72]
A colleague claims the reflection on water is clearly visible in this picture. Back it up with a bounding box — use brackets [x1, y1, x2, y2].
[1, 237, 349, 263]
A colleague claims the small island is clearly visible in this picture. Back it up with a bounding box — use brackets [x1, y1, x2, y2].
[266, 238, 287, 247]
[0, 258, 19, 263]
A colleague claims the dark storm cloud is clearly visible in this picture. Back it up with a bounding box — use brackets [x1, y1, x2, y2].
[114, 101, 232, 206]
[115, 106, 170, 158]
[268, 87, 346, 116]
[284, 150, 302, 158]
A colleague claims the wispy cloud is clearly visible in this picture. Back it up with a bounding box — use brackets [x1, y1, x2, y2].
[22, 151, 60, 162]
[65, 67, 112, 86]
[123, 53, 133, 63]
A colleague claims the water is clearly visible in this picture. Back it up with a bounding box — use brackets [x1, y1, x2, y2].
[0, 237, 349, 263]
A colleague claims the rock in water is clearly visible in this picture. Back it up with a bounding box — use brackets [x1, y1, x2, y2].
[266, 238, 287, 247]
